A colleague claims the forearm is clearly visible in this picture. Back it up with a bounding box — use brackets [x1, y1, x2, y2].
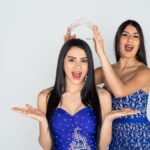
[93, 26, 125, 97]
[38, 118, 52, 150]
[99, 117, 112, 150]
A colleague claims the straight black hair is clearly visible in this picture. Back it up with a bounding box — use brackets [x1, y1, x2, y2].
[114, 20, 147, 65]
[46, 38, 102, 130]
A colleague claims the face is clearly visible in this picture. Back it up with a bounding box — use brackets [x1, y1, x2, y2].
[64, 46, 88, 86]
[119, 25, 140, 59]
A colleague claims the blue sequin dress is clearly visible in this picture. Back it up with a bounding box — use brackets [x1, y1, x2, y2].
[50, 106, 98, 150]
[109, 90, 150, 150]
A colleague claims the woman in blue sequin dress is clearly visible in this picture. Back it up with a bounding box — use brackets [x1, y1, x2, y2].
[12, 38, 138, 150]
[94, 20, 150, 149]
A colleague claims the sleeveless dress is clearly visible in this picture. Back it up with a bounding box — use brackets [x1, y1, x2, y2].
[109, 90, 150, 150]
[50, 106, 98, 150]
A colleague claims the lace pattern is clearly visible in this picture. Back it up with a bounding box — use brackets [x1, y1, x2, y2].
[69, 127, 91, 150]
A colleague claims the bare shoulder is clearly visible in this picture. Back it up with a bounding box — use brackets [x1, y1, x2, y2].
[39, 87, 53, 97]
[136, 66, 150, 77]
[138, 65, 150, 72]
[96, 87, 111, 100]
[37, 87, 53, 113]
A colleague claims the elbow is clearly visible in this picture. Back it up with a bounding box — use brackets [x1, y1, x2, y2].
[38, 136, 42, 146]
[112, 89, 125, 98]
[38, 137, 51, 150]
[113, 93, 123, 98]
[99, 137, 112, 150]
[99, 144, 108, 150]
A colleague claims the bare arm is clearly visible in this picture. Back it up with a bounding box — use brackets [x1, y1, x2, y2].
[97, 88, 112, 149]
[37, 88, 52, 150]
[12, 88, 53, 150]
[93, 25, 150, 97]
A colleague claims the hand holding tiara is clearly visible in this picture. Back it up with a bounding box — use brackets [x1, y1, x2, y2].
[64, 17, 94, 42]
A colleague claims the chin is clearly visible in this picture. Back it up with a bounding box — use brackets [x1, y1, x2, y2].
[72, 79, 84, 85]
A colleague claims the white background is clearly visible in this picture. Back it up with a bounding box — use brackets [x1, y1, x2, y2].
[0, 0, 150, 149]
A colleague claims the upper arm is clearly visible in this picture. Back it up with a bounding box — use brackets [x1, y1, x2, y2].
[37, 87, 53, 114]
[97, 88, 112, 121]
[117, 68, 150, 97]
[95, 67, 104, 84]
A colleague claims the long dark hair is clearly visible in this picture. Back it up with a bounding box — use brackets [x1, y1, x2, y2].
[114, 20, 147, 65]
[46, 38, 102, 127]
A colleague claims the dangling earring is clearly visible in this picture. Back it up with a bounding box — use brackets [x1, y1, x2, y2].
[84, 75, 87, 83]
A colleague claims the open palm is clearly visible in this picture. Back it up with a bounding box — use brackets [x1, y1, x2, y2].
[12, 104, 46, 122]
[106, 108, 139, 122]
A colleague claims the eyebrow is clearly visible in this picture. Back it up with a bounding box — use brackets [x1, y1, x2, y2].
[122, 31, 139, 35]
[67, 56, 87, 59]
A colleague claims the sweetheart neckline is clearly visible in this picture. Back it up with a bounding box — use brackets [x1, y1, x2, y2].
[55, 106, 91, 117]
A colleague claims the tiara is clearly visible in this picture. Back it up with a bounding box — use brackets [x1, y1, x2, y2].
[70, 17, 94, 31]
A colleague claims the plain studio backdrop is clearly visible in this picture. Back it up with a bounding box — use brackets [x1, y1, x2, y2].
[0, 0, 150, 149]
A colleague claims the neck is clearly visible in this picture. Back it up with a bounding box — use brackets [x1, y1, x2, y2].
[65, 80, 84, 94]
[118, 57, 140, 70]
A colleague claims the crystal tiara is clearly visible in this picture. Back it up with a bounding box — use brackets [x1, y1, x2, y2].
[70, 17, 94, 31]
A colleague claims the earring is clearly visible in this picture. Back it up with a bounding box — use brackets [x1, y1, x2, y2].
[84, 75, 87, 83]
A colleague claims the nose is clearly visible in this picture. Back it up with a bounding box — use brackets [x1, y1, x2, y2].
[75, 61, 81, 68]
[127, 35, 133, 42]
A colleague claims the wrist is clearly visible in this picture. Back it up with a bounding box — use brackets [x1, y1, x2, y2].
[97, 51, 106, 58]
[103, 114, 113, 123]
[39, 116, 48, 124]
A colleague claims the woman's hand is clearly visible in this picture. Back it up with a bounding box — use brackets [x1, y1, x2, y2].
[64, 27, 76, 43]
[93, 25, 105, 57]
[12, 104, 46, 122]
[99, 108, 139, 150]
[105, 108, 139, 122]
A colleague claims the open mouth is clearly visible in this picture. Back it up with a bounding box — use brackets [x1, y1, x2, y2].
[124, 44, 134, 52]
[72, 72, 82, 80]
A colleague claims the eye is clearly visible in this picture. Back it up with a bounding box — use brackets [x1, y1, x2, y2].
[68, 58, 75, 62]
[133, 34, 140, 39]
[121, 33, 128, 37]
[81, 59, 88, 63]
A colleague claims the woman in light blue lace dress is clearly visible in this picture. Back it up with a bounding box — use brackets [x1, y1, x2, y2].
[94, 20, 150, 149]
[12, 38, 138, 150]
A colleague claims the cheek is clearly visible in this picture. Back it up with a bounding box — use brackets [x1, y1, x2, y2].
[136, 42, 140, 48]
[82, 65, 88, 74]
[119, 38, 125, 48]
[133, 41, 140, 54]
[64, 62, 71, 74]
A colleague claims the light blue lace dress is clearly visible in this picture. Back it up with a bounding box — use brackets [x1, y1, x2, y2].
[50, 106, 98, 150]
[109, 90, 150, 150]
